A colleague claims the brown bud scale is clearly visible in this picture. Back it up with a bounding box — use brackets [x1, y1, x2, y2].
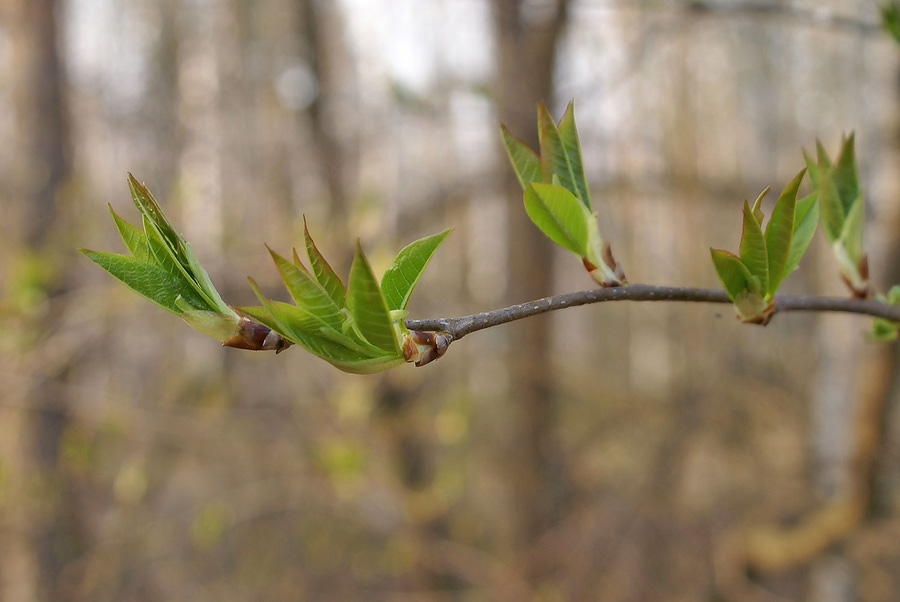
[223, 317, 291, 353]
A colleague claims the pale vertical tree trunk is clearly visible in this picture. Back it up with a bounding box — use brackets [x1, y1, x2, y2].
[492, 0, 570, 567]
[298, 0, 352, 227]
[7, 0, 81, 600]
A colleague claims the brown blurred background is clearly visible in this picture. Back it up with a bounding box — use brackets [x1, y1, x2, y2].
[1, 0, 900, 600]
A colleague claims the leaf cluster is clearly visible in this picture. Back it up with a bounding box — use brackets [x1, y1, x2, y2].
[241, 226, 450, 373]
[710, 171, 818, 323]
[501, 102, 625, 286]
[803, 135, 868, 297]
[80, 175, 256, 346]
[83, 174, 451, 373]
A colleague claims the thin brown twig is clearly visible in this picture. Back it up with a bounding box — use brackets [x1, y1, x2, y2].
[404, 283, 900, 341]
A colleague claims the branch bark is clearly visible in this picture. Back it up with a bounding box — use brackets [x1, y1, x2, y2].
[405, 283, 900, 341]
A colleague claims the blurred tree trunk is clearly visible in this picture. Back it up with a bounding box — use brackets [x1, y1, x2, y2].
[298, 0, 351, 228]
[492, 0, 570, 566]
[11, 0, 67, 247]
[146, 0, 182, 190]
[9, 0, 82, 600]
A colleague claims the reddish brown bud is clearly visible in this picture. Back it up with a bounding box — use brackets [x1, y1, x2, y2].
[601, 242, 627, 284]
[222, 317, 291, 353]
[406, 330, 452, 366]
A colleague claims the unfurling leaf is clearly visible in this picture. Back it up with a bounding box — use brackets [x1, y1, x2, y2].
[803, 135, 868, 296]
[523, 183, 590, 256]
[538, 103, 588, 208]
[503, 102, 622, 284]
[710, 170, 812, 323]
[710, 248, 772, 323]
[556, 101, 591, 209]
[109, 205, 150, 261]
[303, 218, 346, 307]
[81, 175, 290, 352]
[764, 169, 805, 296]
[750, 187, 769, 224]
[710, 248, 752, 301]
[500, 125, 542, 190]
[268, 247, 345, 333]
[783, 192, 819, 278]
[84, 184, 286, 352]
[252, 226, 451, 372]
[347, 242, 402, 355]
[739, 201, 769, 296]
[835, 195, 869, 297]
[832, 133, 859, 215]
[81, 250, 206, 315]
[381, 229, 452, 311]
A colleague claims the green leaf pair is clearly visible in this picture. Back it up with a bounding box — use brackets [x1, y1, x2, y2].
[710, 170, 818, 323]
[241, 225, 451, 374]
[803, 134, 868, 297]
[501, 102, 625, 286]
[79, 174, 273, 349]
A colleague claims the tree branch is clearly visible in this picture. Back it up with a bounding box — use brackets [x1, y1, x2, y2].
[686, 1, 882, 35]
[405, 284, 900, 341]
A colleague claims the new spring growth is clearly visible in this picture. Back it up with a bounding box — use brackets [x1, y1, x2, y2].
[501, 101, 625, 287]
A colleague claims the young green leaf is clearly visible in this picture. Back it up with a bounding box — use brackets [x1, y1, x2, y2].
[803, 149, 820, 189]
[268, 247, 345, 333]
[523, 183, 590, 257]
[381, 229, 452, 311]
[817, 170, 845, 243]
[839, 195, 865, 265]
[764, 170, 805, 296]
[537, 103, 585, 207]
[783, 192, 819, 277]
[183, 241, 233, 315]
[806, 138, 848, 244]
[815, 140, 833, 171]
[246, 282, 402, 373]
[303, 218, 346, 307]
[500, 125, 542, 190]
[127, 173, 186, 263]
[832, 133, 858, 215]
[80, 250, 204, 314]
[750, 187, 769, 224]
[556, 101, 591, 209]
[739, 201, 769, 296]
[710, 248, 752, 301]
[833, 194, 868, 297]
[346, 242, 401, 354]
[142, 214, 216, 310]
[109, 205, 150, 261]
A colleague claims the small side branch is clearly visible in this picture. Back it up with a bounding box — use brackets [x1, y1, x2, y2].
[405, 284, 900, 341]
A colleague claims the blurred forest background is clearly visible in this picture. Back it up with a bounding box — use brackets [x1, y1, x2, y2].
[2, 0, 900, 600]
